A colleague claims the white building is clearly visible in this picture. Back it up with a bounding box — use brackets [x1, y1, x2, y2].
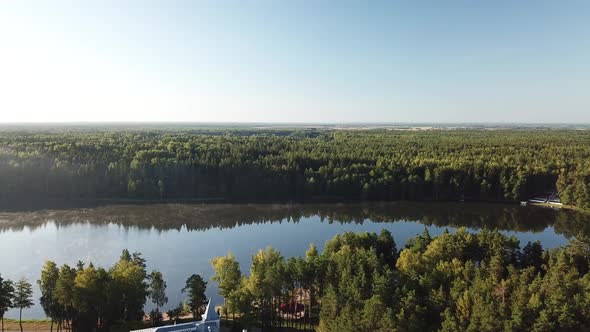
[130, 299, 220, 332]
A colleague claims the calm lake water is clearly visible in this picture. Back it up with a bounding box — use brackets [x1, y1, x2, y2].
[1, 202, 589, 319]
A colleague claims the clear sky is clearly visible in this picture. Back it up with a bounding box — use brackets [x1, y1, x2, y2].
[1, 0, 589, 123]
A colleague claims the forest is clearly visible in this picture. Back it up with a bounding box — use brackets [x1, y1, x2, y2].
[0, 127, 589, 209]
[0, 250, 209, 332]
[213, 228, 590, 332]
[2, 229, 590, 331]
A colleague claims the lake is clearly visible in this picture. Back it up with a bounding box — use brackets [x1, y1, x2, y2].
[1, 202, 589, 319]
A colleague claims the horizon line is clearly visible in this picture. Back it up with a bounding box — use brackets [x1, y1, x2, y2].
[0, 121, 589, 126]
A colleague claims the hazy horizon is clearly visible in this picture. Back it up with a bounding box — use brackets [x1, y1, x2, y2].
[1, 1, 589, 123]
[0, 121, 588, 127]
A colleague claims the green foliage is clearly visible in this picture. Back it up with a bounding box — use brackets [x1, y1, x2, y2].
[1, 129, 589, 207]
[53, 263, 76, 331]
[109, 251, 149, 321]
[249, 248, 285, 301]
[13, 278, 33, 312]
[37, 261, 60, 324]
[148, 270, 168, 311]
[0, 274, 15, 331]
[210, 253, 241, 298]
[33, 250, 152, 331]
[214, 228, 590, 331]
[6, 251, 216, 332]
[13, 277, 34, 332]
[210, 253, 241, 316]
[181, 274, 207, 319]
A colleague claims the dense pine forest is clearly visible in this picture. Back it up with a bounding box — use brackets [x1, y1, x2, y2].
[214, 228, 590, 332]
[0, 127, 589, 208]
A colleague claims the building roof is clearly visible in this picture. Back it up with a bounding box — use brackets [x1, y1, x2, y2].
[130, 299, 220, 332]
[202, 298, 219, 322]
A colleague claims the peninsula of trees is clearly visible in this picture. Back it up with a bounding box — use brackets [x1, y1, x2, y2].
[0, 128, 589, 208]
[213, 229, 590, 331]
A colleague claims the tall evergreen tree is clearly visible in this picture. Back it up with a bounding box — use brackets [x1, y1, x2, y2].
[37, 261, 60, 332]
[13, 278, 33, 332]
[148, 270, 168, 312]
[0, 275, 15, 332]
[181, 274, 207, 319]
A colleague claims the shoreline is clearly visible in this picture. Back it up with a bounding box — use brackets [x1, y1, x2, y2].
[0, 197, 530, 213]
[527, 201, 589, 214]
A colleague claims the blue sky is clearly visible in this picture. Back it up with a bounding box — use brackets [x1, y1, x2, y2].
[0, 1, 589, 123]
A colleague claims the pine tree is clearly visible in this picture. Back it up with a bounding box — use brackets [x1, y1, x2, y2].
[37, 261, 60, 332]
[182, 274, 207, 319]
[13, 278, 33, 332]
[0, 275, 15, 332]
[148, 271, 168, 312]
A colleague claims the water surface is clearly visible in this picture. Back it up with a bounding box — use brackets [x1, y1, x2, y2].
[1, 202, 588, 319]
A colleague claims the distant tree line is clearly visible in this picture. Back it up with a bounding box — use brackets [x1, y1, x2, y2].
[0, 250, 208, 332]
[0, 129, 589, 208]
[212, 229, 590, 331]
